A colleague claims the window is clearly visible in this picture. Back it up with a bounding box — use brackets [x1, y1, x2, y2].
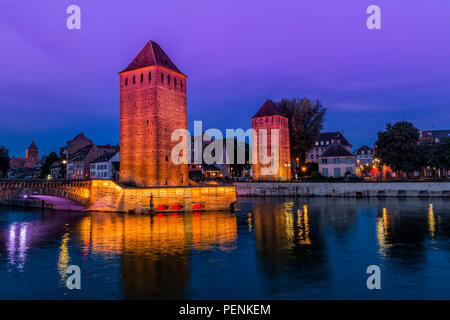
[346, 167, 353, 174]
[180, 81, 183, 90]
[168, 74, 171, 85]
[149, 72, 152, 81]
[334, 168, 341, 177]
[132, 75, 136, 84]
[174, 78, 177, 88]
[322, 168, 328, 177]
[125, 77, 128, 86]
[161, 73, 164, 82]
[165, 155, 169, 162]
[140, 73, 143, 83]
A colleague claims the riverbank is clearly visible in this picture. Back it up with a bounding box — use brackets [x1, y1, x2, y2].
[235, 181, 450, 197]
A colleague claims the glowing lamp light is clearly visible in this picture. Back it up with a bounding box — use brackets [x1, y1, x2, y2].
[172, 205, 183, 210]
[193, 204, 205, 210]
[156, 205, 169, 211]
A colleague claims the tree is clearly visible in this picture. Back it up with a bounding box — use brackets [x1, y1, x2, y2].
[375, 121, 420, 176]
[39, 152, 60, 179]
[432, 138, 450, 177]
[277, 98, 326, 167]
[0, 146, 9, 178]
[437, 138, 450, 166]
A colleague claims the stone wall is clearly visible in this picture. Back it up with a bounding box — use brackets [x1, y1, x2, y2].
[120, 65, 188, 187]
[89, 180, 236, 212]
[235, 182, 450, 197]
[252, 115, 290, 181]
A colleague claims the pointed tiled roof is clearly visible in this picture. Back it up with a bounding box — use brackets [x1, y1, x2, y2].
[315, 132, 351, 146]
[28, 141, 38, 150]
[119, 40, 184, 75]
[253, 99, 281, 118]
[321, 142, 354, 158]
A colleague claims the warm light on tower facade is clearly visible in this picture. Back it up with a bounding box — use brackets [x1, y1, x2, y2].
[119, 41, 188, 187]
[252, 99, 291, 181]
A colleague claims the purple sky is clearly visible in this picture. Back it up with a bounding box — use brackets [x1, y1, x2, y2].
[1, 0, 449, 157]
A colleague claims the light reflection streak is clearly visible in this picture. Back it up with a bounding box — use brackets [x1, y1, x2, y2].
[428, 203, 435, 238]
[57, 232, 70, 284]
[7, 223, 28, 271]
[297, 205, 311, 245]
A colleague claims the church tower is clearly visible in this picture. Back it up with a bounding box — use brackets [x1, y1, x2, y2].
[252, 100, 291, 181]
[119, 41, 188, 186]
[25, 141, 39, 166]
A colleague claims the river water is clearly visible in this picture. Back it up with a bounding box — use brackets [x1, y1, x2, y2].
[0, 197, 449, 299]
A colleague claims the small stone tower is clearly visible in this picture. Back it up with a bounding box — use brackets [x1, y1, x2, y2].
[119, 41, 188, 186]
[252, 100, 291, 181]
[25, 141, 39, 166]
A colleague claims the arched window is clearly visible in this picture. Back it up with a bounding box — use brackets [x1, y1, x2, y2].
[161, 72, 164, 82]
[125, 77, 128, 86]
[174, 78, 177, 88]
[180, 81, 183, 90]
[148, 72, 152, 81]
[132, 75, 136, 84]
[140, 73, 143, 83]
[168, 75, 171, 85]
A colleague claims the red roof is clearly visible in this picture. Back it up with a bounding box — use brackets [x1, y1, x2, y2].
[253, 99, 281, 118]
[119, 40, 184, 75]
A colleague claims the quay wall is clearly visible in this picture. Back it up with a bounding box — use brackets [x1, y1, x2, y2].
[88, 180, 236, 212]
[235, 182, 450, 197]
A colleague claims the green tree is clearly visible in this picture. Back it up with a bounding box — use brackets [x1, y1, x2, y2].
[277, 98, 326, 167]
[375, 121, 420, 176]
[432, 138, 450, 176]
[39, 152, 60, 179]
[0, 146, 9, 178]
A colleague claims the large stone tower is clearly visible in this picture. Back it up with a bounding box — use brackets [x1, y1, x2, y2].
[119, 41, 188, 186]
[252, 100, 291, 181]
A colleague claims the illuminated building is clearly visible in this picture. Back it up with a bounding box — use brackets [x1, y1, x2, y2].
[251, 99, 291, 181]
[119, 40, 188, 187]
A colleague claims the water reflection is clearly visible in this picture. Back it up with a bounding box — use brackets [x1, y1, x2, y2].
[0, 197, 449, 299]
[72, 211, 237, 299]
[7, 223, 28, 271]
[252, 199, 330, 295]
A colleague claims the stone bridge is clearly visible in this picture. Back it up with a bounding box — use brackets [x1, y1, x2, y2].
[0, 179, 236, 212]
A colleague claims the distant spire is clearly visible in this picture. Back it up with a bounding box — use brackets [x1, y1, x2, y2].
[28, 141, 38, 150]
